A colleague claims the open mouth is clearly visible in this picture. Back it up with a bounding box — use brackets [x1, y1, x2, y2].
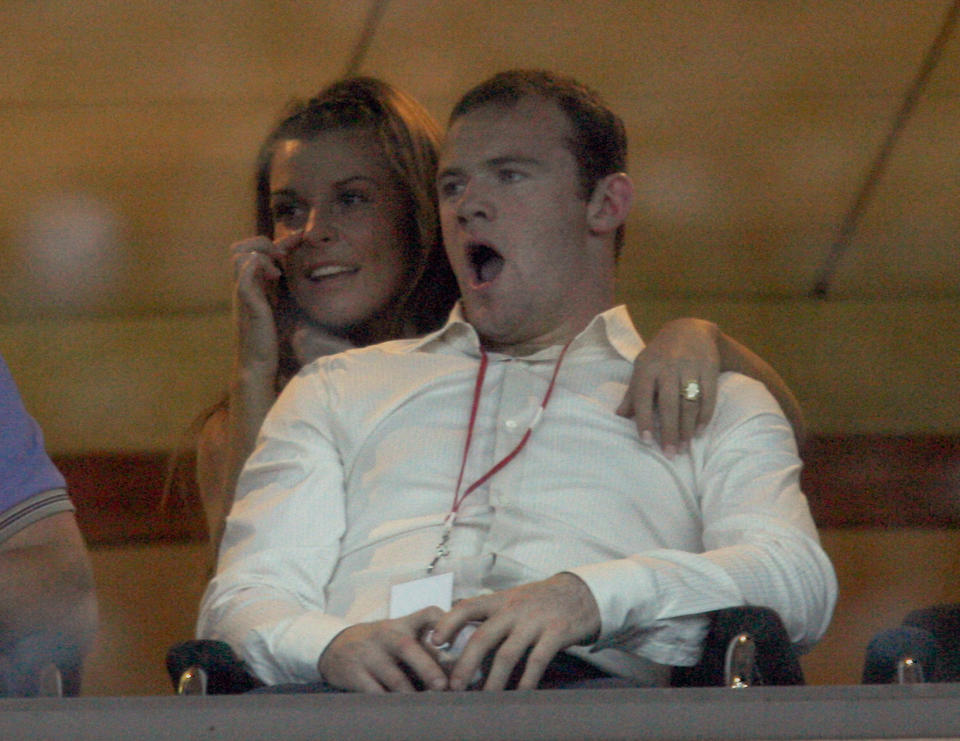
[307, 264, 359, 282]
[467, 242, 504, 285]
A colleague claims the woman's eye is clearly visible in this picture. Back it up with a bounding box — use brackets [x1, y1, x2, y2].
[271, 198, 307, 222]
[438, 179, 463, 199]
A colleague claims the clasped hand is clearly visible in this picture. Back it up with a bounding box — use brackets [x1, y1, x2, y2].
[318, 573, 600, 693]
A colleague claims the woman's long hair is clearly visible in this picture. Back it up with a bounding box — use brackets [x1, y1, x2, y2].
[256, 77, 457, 380]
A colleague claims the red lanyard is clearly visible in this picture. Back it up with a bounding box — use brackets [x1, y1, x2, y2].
[427, 341, 572, 573]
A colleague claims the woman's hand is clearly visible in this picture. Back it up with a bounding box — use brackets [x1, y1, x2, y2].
[230, 232, 301, 377]
[618, 318, 720, 457]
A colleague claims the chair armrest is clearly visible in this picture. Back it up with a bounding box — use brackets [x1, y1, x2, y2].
[901, 603, 960, 682]
[166, 640, 263, 695]
[670, 606, 804, 687]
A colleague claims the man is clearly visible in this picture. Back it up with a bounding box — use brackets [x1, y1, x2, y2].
[0, 353, 97, 696]
[199, 70, 835, 692]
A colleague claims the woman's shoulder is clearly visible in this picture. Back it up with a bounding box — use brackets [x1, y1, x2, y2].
[196, 402, 230, 460]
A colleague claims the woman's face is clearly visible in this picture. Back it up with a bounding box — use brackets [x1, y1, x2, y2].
[269, 129, 412, 335]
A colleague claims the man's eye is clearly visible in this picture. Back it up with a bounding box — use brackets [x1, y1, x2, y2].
[498, 169, 524, 183]
[338, 190, 369, 207]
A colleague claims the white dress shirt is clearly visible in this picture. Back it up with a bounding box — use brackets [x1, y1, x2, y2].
[198, 305, 836, 686]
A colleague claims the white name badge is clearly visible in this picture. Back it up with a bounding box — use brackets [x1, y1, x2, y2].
[389, 571, 454, 618]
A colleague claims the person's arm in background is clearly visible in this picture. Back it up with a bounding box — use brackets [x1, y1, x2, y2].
[0, 508, 97, 696]
[0, 354, 97, 695]
[621, 318, 805, 455]
[196, 236, 290, 552]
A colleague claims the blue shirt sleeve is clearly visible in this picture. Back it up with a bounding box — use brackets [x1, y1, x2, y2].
[0, 353, 66, 513]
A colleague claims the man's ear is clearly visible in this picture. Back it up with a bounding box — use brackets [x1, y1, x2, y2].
[587, 172, 634, 237]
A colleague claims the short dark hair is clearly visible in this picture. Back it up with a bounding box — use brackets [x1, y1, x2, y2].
[449, 70, 628, 254]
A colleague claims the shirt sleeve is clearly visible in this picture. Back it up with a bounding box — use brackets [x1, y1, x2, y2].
[196, 367, 352, 685]
[0, 487, 74, 543]
[0, 355, 68, 520]
[568, 373, 837, 666]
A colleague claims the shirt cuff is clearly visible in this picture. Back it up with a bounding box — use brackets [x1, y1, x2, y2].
[0, 488, 74, 544]
[568, 558, 656, 638]
[566, 559, 711, 666]
[248, 611, 352, 686]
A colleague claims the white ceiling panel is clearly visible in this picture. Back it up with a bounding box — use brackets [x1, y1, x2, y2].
[828, 96, 960, 298]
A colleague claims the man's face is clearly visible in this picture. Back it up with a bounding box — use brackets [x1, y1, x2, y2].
[437, 95, 608, 354]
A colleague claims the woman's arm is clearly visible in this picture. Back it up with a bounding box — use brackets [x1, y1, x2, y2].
[715, 327, 805, 441]
[197, 234, 356, 554]
[619, 318, 804, 455]
[195, 236, 288, 553]
[196, 367, 277, 552]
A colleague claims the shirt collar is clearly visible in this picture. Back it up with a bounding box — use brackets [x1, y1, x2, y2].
[410, 302, 644, 363]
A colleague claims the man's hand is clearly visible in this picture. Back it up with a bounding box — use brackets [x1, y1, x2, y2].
[617, 318, 720, 457]
[429, 574, 601, 691]
[318, 607, 448, 693]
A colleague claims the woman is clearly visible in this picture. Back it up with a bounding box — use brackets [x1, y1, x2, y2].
[187, 77, 802, 552]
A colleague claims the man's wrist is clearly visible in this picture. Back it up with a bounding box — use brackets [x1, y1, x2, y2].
[556, 572, 602, 645]
[316, 624, 352, 681]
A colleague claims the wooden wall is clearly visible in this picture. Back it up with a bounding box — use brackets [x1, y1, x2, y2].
[1, 1, 958, 695]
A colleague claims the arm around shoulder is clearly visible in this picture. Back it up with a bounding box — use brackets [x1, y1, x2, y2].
[624, 317, 805, 452]
[715, 329, 806, 444]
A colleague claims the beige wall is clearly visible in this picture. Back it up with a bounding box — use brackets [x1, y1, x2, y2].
[2, 296, 958, 458]
[805, 528, 960, 686]
[83, 543, 208, 696]
[1, 2, 957, 450]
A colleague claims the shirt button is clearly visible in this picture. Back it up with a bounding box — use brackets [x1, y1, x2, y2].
[505, 419, 518, 430]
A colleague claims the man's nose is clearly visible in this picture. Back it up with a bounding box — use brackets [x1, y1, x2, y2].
[456, 180, 494, 224]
